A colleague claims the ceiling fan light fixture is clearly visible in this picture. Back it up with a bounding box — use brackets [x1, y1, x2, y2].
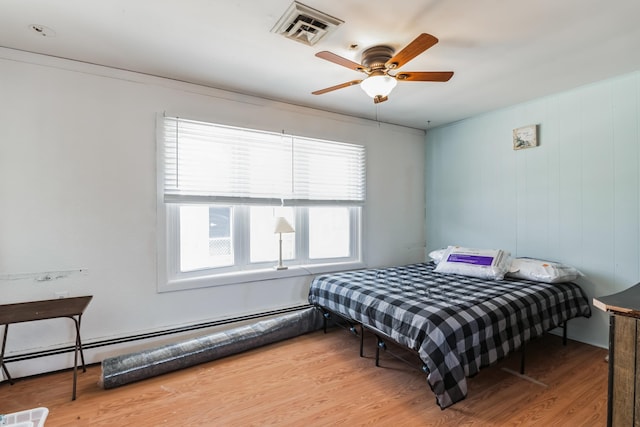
[360, 74, 397, 98]
[312, 33, 453, 101]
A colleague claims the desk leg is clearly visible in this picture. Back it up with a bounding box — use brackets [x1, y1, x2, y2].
[1, 325, 14, 385]
[73, 319, 78, 401]
[76, 315, 86, 372]
[71, 315, 84, 401]
[67, 314, 89, 401]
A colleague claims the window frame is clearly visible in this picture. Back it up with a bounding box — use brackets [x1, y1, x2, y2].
[156, 115, 366, 292]
[158, 204, 364, 292]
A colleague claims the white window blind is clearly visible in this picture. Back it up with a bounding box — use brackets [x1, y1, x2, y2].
[287, 136, 366, 205]
[161, 116, 365, 205]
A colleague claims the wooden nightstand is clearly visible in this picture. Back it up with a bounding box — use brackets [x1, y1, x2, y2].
[594, 284, 640, 427]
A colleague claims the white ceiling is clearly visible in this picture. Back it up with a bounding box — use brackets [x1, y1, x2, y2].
[2, 0, 640, 130]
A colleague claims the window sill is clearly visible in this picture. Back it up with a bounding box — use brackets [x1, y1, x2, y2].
[159, 260, 367, 293]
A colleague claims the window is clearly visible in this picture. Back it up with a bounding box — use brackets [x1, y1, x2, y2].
[308, 207, 351, 259]
[178, 205, 233, 271]
[248, 206, 295, 264]
[158, 115, 365, 290]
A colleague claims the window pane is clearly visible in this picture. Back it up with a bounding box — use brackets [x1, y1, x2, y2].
[309, 207, 350, 259]
[250, 206, 295, 263]
[179, 205, 233, 271]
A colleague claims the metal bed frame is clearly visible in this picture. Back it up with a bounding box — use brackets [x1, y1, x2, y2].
[317, 306, 568, 377]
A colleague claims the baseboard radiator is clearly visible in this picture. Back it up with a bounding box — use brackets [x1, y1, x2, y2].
[3, 304, 314, 365]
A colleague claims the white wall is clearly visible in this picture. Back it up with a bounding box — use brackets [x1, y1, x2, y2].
[426, 71, 640, 348]
[0, 48, 426, 378]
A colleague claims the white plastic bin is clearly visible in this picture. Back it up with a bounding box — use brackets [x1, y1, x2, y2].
[0, 407, 48, 427]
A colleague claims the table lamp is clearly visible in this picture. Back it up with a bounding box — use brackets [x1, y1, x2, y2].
[273, 217, 294, 270]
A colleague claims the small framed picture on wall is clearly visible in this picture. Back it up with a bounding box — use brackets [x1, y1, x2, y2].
[513, 124, 538, 150]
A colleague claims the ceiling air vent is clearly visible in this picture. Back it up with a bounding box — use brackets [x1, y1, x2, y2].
[271, 1, 343, 46]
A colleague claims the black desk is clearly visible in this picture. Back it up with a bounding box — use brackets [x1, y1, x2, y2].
[0, 295, 93, 400]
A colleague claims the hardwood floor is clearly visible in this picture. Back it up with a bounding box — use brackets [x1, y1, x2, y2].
[1, 328, 608, 426]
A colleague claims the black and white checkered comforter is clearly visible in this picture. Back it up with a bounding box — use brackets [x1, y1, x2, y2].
[308, 263, 591, 408]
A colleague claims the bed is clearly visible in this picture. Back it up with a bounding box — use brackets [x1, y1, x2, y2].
[308, 262, 592, 409]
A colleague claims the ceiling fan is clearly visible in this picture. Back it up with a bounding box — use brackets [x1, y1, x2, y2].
[312, 33, 454, 104]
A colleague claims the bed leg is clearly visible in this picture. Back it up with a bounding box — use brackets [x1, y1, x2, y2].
[563, 321, 568, 345]
[349, 324, 358, 336]
[360, 324, 364, 357]
[375, 336, 386, 367]
[520, 341, 526, 375]
[322, 311, 330, 334]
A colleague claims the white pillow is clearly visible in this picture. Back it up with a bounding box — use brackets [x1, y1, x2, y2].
[434, 246, 512, 280]
[507, 258, 583, 284]
[428, 248, 446, 264]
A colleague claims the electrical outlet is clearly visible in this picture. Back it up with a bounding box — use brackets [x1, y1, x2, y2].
[54, 291, 69, 299]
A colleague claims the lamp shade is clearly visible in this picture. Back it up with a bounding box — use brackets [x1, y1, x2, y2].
[273, 217, 295, 234]
[360, 74, 397, 98]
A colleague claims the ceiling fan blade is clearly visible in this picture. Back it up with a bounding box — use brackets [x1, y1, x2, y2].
[395, 71, 454, 82]
[386, 33, 439, 70]
[312, 80, 362, 95]
[315, 51, 366, 72]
